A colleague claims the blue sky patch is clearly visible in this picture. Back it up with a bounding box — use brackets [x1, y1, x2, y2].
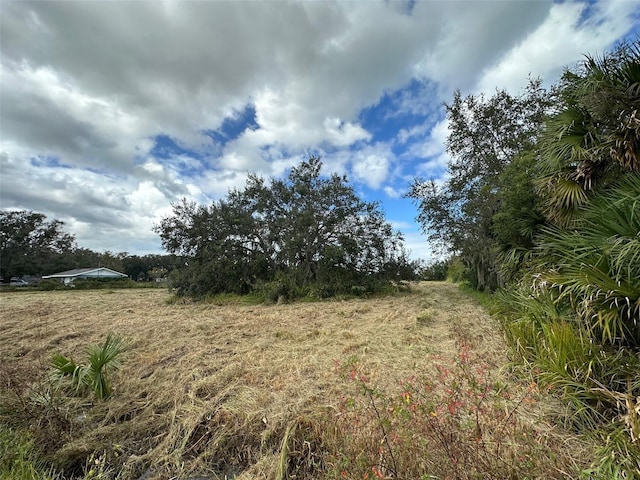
[30, 155, 71, 169]
[204, 103, 258, 145]
[360, 79, 440, 144]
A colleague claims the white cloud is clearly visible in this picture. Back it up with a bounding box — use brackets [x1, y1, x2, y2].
[1, 0, 637, 255]
[413, 1, 552, 94]
[400, 230, 446, 264]
[324, 117, 372, 147]
[383, 186, 401, 199]
[476, 1, 640, 93]
[350, 144, 393, 190]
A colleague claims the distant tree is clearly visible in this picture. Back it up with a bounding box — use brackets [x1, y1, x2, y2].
[120, 254, 180, 281]
[155, 157, 411, 298]
[0, 210, 75, 281]
[94, 251, 126, 273]
[49, 247, 99, 273]
[420, 259, 449, 281]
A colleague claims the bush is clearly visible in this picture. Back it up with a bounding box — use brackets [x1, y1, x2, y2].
[446, 256, 468, 283]
[36, 280, 60, 291]
[420, 259, 449, 281]
[496, 287, 640, 478]
[72, 278, 137, 290]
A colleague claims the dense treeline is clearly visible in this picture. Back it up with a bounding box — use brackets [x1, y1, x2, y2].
[2, 158, 417, 296]
[0, 210, 183, 283]
[155, 157, 416, 300]
[410, 39, 640, 477]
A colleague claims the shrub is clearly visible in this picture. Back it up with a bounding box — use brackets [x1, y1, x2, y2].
[496, 287, 640, 478]
[446, 256, 468, 283]
[420, 259, 449, 281]
[36, 280, 60, 291]
[72, 278, 137, 290]
[52, 333, 127, 400]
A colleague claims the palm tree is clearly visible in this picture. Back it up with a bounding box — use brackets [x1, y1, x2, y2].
[536, 39, 640, 227]
[537, 174, 640, 348]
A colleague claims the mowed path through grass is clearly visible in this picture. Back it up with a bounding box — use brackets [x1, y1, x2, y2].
[0, 283, 582, 479]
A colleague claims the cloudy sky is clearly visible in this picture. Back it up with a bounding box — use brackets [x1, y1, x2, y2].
[1, 1, 638, 261]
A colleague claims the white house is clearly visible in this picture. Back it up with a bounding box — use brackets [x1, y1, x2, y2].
[42, 267, 128, 285]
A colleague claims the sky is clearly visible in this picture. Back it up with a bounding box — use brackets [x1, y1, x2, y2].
[1, 0, 639, 262]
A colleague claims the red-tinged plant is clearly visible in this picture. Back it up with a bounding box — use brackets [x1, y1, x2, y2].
[329, 338, 579, 479]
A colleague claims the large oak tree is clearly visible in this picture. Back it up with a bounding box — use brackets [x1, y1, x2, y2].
[155, 157, 412, 298]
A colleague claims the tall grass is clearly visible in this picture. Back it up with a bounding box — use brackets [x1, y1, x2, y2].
[0, 426, 61, 480]
[497, 284, 640, 478]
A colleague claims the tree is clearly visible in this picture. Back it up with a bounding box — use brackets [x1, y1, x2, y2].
[0, 210, 75, 281]
[407, 79, 552, 290]
[155, 157, 410, 298]
[537, 39, 640, 226]
[495, 41, 640, 475]
[121, 254, 183, 281]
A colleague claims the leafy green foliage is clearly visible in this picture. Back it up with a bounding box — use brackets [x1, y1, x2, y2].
[0, 426, 61, 480]
[536, 40, 640, 227]
[419, 259, 449, 281]
[536, 174, 640, 348]
[496, 288, 640, 479]
[0, 211, 75, 282]
[156, 157, 414, 299]
[407, 79, 553, 291]
[52, 333, 126, 400]
[496, 174, 640, 475]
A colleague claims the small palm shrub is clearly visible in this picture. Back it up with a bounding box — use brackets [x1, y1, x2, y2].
[536, 174, 640, 348]
[52, 333, 126, 400]
[498, 175, 640, 478]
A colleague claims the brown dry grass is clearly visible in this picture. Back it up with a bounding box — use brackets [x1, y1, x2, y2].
[0, 283, 590, 479]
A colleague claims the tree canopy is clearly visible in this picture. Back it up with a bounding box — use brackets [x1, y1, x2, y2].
[410, 38, 640, 476]
[407, 78, 553, 290]
[155, 157, 414, 299]
[0, 210, 75, 282]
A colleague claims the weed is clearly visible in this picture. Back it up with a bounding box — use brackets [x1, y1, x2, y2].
[416, 310, 433, 326]
[52, 333, 127, 400]
[0, 426, 61, 480]
[331, 338, 581, 479]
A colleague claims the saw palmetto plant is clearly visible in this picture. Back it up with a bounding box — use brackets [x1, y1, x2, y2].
[52, 333, 126, 400]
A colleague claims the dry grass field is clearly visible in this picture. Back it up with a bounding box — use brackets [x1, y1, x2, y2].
[0, 283, 591, 479]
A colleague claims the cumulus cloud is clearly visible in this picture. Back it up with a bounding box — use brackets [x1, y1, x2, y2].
[0, 0, 637, 256]
[383, 186, 402, 199]
[475, 1, 640, 93]
[344, 141, 398, 190]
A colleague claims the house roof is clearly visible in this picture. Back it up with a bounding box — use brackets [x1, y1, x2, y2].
[42, 267, 127, 278]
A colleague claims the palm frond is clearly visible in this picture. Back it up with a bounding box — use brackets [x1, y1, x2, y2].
[536, 174, 640, 348]
[86, 333, 126, 399]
